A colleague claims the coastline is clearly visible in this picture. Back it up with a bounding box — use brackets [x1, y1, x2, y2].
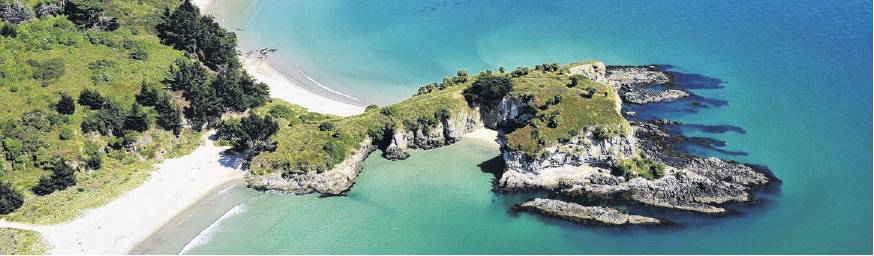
[0, 135, 245, 254]
[198, 0, 368, 117]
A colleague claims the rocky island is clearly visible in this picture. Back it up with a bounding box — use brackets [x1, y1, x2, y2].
[225, 61, 775, 226]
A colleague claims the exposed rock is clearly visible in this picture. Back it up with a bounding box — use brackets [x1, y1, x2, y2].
[517, 198, 662, 225]
[569, 62, 609, 83]
[384, 108, 484, 160]
[606, 65, 691, 104]
[501, 130, 637, 174]
[0, 1, 35, 24]
[246, 138, 376, 195]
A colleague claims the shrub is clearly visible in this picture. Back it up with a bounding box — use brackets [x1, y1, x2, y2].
[154, 93, 182, 135]
[463, 74, 512, 105]
[123, 103, 149, 132]
[78, 88, 105, 110]
[58, 126, 74, 140]
[364, 104, 380, 112]
[85, 150, 102, 170]
[567, 74, 585, 88]
[268, 104, 294, 119]
[434, 107, 451, 121]
[27, 58, 65, 80]
[56, 93, 76, 115]
[318, 122, 336, 131]
[511, 67, 529, 77]
[0, 182, 24, 214]
[31, 158, 77, 196]
[2, 138, 23, 161]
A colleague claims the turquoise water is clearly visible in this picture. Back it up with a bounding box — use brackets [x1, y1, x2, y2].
[184, 0, 872, 254]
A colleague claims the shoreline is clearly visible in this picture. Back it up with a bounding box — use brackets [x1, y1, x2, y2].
[198, 0, 368, 117]
[1, 135, 245, 254]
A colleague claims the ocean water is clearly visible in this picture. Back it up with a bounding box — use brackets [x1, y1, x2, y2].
[175, 0, 871, 254]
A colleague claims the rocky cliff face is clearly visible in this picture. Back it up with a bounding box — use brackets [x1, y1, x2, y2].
[384, 108, 484, 160]
[245, 138, 376, 195]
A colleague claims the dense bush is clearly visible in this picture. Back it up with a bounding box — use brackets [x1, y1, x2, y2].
[0, 182, 23, 214]
[567, 74, 585, 88]
[31, 158, 77, 196]
[78, 88, 105, 110]
[135, 81, 160, 107]
[318, 122, 336, 131]
[56, 93, 76, 115]
[63, 0, 118, 31]
[81, 102, 126, 136]
[216, 114, 279, 165]
[463, 74, 512, 105]
[154, 93, 182, 135]
[123, 103, 149, 132]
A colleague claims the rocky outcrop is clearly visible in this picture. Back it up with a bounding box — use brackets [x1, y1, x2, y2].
[516, 198, 662, 225]
[569, 62, 609, 83]
[246, 138, 376, 195]
[384, 108, 484, 160]
[606, 65, 691, 104]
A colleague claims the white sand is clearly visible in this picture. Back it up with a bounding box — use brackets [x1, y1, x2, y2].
[0, 134, 244, 254]
[241, 56, 366, 116]
[461, 128, 500, 148]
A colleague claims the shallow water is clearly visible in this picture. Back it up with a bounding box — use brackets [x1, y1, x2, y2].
[172, 0, 872, 254]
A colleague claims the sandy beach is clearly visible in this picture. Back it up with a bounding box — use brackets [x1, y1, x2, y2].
[0, 135, 244, 254]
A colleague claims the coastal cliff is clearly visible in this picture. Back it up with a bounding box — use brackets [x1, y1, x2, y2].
[239, 61, 774, 224]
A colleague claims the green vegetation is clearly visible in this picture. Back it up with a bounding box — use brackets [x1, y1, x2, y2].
[0, 228, 47, 255]
[0, 0, 268, 225]
[613, 155, 666, 180]
[0, 182, 23, 214]
[235, 62, 627, 178]
[502, 68, 628, 158]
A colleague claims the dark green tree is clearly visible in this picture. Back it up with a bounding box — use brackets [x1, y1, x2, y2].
[56, 93, 76, 115]
[217, 114, 278, 163]
[81, 102, 126, 136]
[78, 88, 105, 110]
[0, 182, 23, 214]
[31, 158, 77, 196]
[183, 81, 223, 130]
[86, 150, 102, 170]
[63, 0, 118, 30]
[156, 0, 203, 56]
[124, 103, 149, 132]
[154, 93, 183, 135]
[463, 74, 512, 105]
[135, 81, 160, 106]
[165, 57, 209, 92]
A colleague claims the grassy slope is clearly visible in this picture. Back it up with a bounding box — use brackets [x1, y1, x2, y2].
[0, 228, 47, 255]
[505, 69, 628, 157]
[0, 0, 212, 224]
[250, 64, 627, 176]
[250, 79, 473, 175]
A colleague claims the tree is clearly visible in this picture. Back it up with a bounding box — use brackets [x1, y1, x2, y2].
[0, 182, 23, 214]
[165, 57, 210, 92]
[63, 0, 118, 30]
[124, 103, 149, 132]
[78, 88, 105, 110]
[135, 81, 160, 106]
[85, 150, 102, 170]
[156, 0, 203, 56]
[183, 81, 223, 130]
[236, 115, 278, 152]
[154, 93, 182, 135]
[463, 74, 512, 105]
[567, 74, 585, 88]
[31, 158, 77, 196]
[81, 102, 126, 136]
[56, 93, 76, 115]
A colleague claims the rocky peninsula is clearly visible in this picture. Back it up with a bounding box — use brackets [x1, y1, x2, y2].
[232, 61, 775, 225]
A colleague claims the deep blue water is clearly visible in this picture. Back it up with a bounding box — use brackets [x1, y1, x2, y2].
[190, 0, 872, 254]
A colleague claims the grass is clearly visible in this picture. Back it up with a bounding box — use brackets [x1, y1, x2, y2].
[504, 69, 628, 158]
[1, 1, 205, 224]
[0, 228, 48, 255]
